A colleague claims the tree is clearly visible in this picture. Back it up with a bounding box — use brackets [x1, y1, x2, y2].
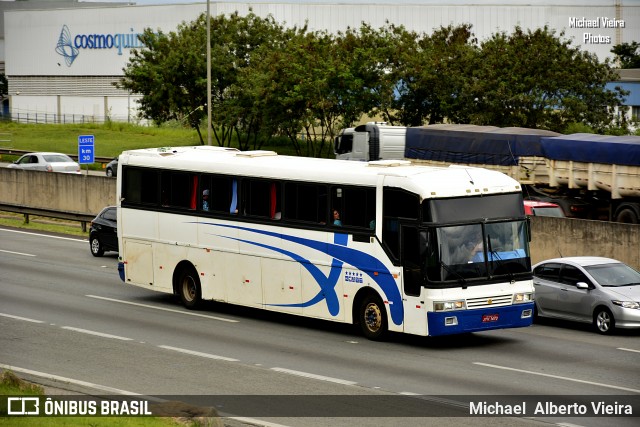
[228, 25, 310, 152]
[209, 12, 289, 148]
[236, 25, 390, 157]
[611, 42, 640, 69]
[0, 74, 7, 99]
[119, 12, 288, 146]
[390, 24, 478, 126]
[333, 23, 396, 127]
[471, 26, 626, 132]
[365, 23, 420, 126]
[118, 18, 208, 143]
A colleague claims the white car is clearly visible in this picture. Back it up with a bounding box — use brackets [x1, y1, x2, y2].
[8, 152, 81, 173]
[533, 257, 640, 334]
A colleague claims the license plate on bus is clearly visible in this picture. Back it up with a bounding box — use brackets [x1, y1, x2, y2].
[482, 314, 499, 323]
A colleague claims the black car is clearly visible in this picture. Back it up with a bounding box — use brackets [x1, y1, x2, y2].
[106, 157, 118, 177]
[89, 206, 118, 257]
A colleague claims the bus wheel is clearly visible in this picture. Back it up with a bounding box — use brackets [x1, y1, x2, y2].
[359, 294, 388, 340]
[177, 266, 201, 309]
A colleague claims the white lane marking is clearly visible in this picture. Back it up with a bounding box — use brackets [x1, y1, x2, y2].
[474, 362, 640, 393]
[0, 313, 44, 323]
[271, 367, 357, 386]
[86, 295, 239, 323]
[399, 391, 420, 395]
[61, 326, 133, 341]
[0, 249, 36, 257]
[158, 345, 239, 362]
[0, 364, 139, 395]
[226, 417, 291, 427]
[0, 228, 85, 243]
[618, 347, 640, 354]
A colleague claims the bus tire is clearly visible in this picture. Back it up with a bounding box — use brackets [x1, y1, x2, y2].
[177, 265, 201, 309]
[359, 294, 388, 340]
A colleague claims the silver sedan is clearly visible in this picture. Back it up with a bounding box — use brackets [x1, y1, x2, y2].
[7, 152, 81, 173]
[533, 257, 640, 334]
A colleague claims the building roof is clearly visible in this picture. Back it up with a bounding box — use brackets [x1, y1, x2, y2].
[616, 69, 640, 82]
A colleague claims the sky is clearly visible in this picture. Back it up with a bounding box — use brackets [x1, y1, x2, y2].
[79, 0, 638, 6]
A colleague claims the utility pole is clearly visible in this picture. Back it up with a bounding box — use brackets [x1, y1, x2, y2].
[206, 0, 212, 146]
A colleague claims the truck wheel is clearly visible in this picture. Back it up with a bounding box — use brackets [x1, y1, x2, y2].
[615, 208, 639, 224]
[594, 307, 615, 335]
[359, 294, 388, 340]
[177, 266, 201, 309]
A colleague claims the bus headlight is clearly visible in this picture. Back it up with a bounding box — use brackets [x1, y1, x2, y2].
[513, 293, 534, 304]
[434, 300, 466, 311]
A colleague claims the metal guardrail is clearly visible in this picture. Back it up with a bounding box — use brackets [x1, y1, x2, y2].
[0, 148, 114, 164]
[0, 203, 95, 232]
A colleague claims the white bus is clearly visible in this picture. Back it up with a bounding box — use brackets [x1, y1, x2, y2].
[116, 146, 534, 339]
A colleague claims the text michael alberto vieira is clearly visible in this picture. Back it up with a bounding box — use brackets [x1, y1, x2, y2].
[470, 400, 633, 416]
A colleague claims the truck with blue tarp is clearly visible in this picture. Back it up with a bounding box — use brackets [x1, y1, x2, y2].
[334, 123, 640, 223]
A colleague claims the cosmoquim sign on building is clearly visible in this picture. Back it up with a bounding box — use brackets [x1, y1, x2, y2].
[6, 4, 206, 76]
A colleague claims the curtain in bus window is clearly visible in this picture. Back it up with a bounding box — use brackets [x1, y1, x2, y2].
[230, 179, 238, 214]
[190, 175, 198, 210]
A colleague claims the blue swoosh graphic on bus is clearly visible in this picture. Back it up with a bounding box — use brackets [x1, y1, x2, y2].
[228, 235, 344, 315]
[199, 222, 403, 325]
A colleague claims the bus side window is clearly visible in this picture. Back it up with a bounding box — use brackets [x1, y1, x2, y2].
[160, 171, 194, 209]
[122, 167, 159, 205]
[331, 186, 375, 229]
[201, 174, 235, 214]
[382, 188, 419, 260]
[244, 179, 281, 219]
[284, 182, 327, 224]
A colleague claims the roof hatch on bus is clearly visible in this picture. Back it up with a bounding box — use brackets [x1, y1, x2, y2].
[236, 150, 278, 158]
[367, 159, 411, 167]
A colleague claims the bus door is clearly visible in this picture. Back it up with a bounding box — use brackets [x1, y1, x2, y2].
[400, 225, 427, 335]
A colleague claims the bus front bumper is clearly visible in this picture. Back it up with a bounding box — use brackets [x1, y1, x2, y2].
[427, 303, 534, 336]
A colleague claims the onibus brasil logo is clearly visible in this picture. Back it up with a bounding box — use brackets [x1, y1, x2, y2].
[55, 24, 145, 67]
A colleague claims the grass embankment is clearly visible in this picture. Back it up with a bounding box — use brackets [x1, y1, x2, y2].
[0, 121, 313, 167]
[0, 371, 219, 427]
[0, 121, 206, 236]
[0, 121, 202, 169]
[0, 212, 88, 237]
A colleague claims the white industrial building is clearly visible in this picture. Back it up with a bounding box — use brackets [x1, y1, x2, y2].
[2, 0, 640, 123]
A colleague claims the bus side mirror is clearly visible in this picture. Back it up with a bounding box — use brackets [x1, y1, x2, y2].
[526, 217, 532, 242]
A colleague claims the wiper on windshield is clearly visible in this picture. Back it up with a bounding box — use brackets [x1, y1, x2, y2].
[440, 261, 467, 288]
[487, 235, 514, 282]
[438, 244, 467, 288]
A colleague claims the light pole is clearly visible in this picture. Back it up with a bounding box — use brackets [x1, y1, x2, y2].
[206, 0, 212, 146]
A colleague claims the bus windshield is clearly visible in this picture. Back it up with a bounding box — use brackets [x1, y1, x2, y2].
[425, 220, 531, 286]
